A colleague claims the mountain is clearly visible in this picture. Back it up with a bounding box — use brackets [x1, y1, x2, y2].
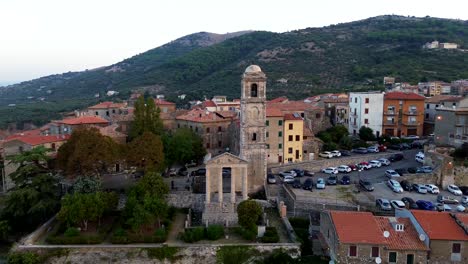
[1, 15, 468, 128]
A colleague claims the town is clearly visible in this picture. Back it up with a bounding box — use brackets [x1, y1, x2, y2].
[0, 64, 466, 263]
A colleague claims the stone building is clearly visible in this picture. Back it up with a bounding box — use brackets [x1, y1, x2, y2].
[434, 97, 468, 147]
[424, 95, 463, 136]
[154, 98, 177, 130]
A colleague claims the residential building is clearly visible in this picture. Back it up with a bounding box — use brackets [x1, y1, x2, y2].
[382, 91, 425, 137]
[154, 98, 177, 130]
[424, 95, 463, 135]
[323, 98, 349, 126]
[434, 97, 468, 147]
[419, 81, 451, 97]
[320, 211, 428, 264]
[384, 77, 396, 89]
[46, 116, 110, 135]
[265, 107, 284, 164]
[85, 101, 128, 120]
[283, 113, 303, 163]
[348, 92, 384, 137]
[451, 80, 468, 96]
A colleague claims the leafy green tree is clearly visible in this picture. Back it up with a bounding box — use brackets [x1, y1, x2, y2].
[72, 176, 102, 194]
[130, 96, 164, 139]
[359, 126, 376, 141]
[0, 220, 10, 241]
[166, 128, 206, 166]
[57, 127, 122, 177]
[126, 132, 165, 172]
[237, 200, 262, 231]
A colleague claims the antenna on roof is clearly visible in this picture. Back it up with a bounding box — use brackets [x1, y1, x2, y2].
[383, 231, 390, 238]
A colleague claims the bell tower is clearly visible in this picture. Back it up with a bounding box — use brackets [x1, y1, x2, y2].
[240, 65, 267, 191]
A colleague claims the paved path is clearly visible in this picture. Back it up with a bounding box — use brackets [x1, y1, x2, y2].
[166, 212, 186, 244]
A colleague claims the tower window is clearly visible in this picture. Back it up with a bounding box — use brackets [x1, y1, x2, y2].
[252, 133, 257, 141]
[251, 83, 258, 97]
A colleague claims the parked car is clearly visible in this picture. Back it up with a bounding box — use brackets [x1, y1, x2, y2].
[388, 144, 403, 150]
[178, 167, 188, 176]
[339, 150, 351, 156]
[359, 179, 374, 191]
[390, 200, 406, 210]
[358, 162, 372, 170]
[448, 184, 463, 196]
[416, 200, 434, 211]
[316, 178, 326, 189]
[385, 169, 401, 178]
[348, 164, 359, 171]
[387, 179, 404, 193]
[292, 179, 302, 188]
[425, 184, 440, 194]
[415, 152, 425, 163]
[378, 158, 391, 166]
[267, 174, 277, 184]
[459, 186, 468, 195]
[283, 176, 295, 184]
[407, 167, 418, 174]
[389, 154, 404, 162]
[352, 147, 368, 154]
[412, 184, 428, 194]
[456, 205, 466, 212]
[322, 167, 338, 174]
[395, 168, 408, 175]
[376, 198, 392, 211]
[367, 146, 379, 153]
[369, 160, 382, 168]
[330, 150, 341, 157]
[168, 168, 177, 176]
[378, 145, 387, 152]
[400, 180, 412, 191]
[436, 203, 453, 212]
[411, 141, 424, 149]
[185, 160, 197, 167]
[340, 175, 351, 185]
[401, 143, 411, 149]
[462, 196, 468, 205]
[302, 178, 314, 190]
[279, 170, 297, 177]
[403, 135, 420, 140]
[319, 151, 334, 159]
[327, 176, 337, 185]
[292, 169, 305, 177]
[193, 168, 206, 176]
[402, 197, 419, 209]
[417, 166, 433, 173]
[304, 170, 314, 177]
[337, 165, 352, 173]
[437, 195, 459, 204]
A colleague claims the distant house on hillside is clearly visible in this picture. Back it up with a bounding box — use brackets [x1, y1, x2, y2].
[423, 40, 459, 50]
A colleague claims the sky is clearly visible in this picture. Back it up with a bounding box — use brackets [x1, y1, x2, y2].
[1, 0, 468, 85]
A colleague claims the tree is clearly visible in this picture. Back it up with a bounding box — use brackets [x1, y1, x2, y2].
[237, 200, 262, 231]
[359, 126, 376, 141]
[126, 132, 165, 172]
[72, 176, 102, 194]
[166, 128, 206, 166]
[130, 96, 164, 139]
[56, 127, 121, 177]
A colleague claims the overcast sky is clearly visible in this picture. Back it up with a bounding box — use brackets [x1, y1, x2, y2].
[1, 0, 467, 85]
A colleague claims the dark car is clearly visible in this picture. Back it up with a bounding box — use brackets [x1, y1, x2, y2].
[304, 170, 314, 177]
[340, 175, 351, 185]
[416, 200, 435, 211]
[388, 144, 402, 150]
[395, 168, 407, 175]
[178, 167, 188, 176]
[417, 166, 433, 173]
[303, 178, 314, 190]
[411, 141, 424, 149]
[292, 179, 302, 188]
[407, 167, 418, 174]
[352, 147, 368, 154]
[400, 180, 412, 191]
[292, 169, 305, 177]
[327, 176, 337, 185]
[359, 179, 374, 191]
[459, 186, 468, 195]
[339, 150, 351, 156]
[389, 154, 404, 162]
[401, 143, 411, 149]
[193, 168, 206, 176]
[401, 197, 419, 209]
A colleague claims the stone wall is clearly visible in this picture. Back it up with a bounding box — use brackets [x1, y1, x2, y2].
[166, 192, 205, 211]
[454, 166, 468, 186]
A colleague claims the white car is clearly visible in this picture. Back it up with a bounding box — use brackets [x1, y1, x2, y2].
[456, 205, 466, 212]
[367, 146, 379, 153]
[337, 165, 351, 173]
[448, 185, 463, 196]
[385, 170, 400, 178]
[369, 160, 382, 168]
[316, 178, 326, 189]
[378, 158, 391, 166]
[404, 135, 420, 140]
[415, 152, 425, 163]
[283, 176, 295, 183]
[322, 167, 338, 174]
[387, 179, 403, 193]
[413, 184, 428, 194]
[279, 170, 297, 177]
[331, 150, 341, 157]
[319, 151, 333, 159]
[425, 184, 440, 194]
[390, 200, 406, 210]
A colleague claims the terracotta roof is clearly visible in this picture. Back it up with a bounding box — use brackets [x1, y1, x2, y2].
[202, 100, 216, 108]
[375, 217, 428, 251]
[454, 214, 468, 227]
[57, 116, 110, 125]
[7, 135, 69, 146]
[284, 113, 303, 121]
[322, 98, 349, 104]
[268, 101, 318, 112]
[384, 91, 425, 100]
[330, 211, 385, 244]
[411, 211, 468, 241]
[176, 109, 233, 123]
[266, 107, 284, 117]
[269, 97, 289, 103]
[88, 101, 127, 109]
[425, 95, 462, 103]
[5, 129, 42, 141]
[154, 98, 175, 106]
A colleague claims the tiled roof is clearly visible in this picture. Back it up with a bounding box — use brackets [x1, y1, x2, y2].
[454, 214, 468, 227]
[411, 211, 468, 241]
[7, 135, 69, 146]
[330, 211, 385, 244]
[57, 116, 110, 125]
[266, 107, 283, 117]
[269, 97, 289, 103]
[375, 217, 428, 251]
[268, 101, 318, 112]
[5, 129, 42, 141]
[176, 109, 233, 123]
[154, 98, 176, 106]
[202, 100, 216, 108]
[284, 113, 303, 121]
[425, 95, 461, 103]
[88, 101, 126, 109]
[384, 91, 425, 100]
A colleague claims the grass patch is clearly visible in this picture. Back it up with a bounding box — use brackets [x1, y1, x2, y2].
[216, 246, 257, 264]
[146, 246, 179, 261]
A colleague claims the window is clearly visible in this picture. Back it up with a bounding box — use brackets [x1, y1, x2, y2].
[365, 108, 369, 114]
[348, 245, 357, 257]
[266, 132, 269, 138]
[289, 123, 293, 130]
[425, 113, 429, 119]
[266, 120, 269, 126]
[315, 113, 321, 119]
[218, 141, 222, 147]
[195, 127, 198, 132]
[206, 143, 210, 149]
[112, 109, 116, 114]
[365, 98, 369, 103]
[206, 127, 210, 133]
[177, 124, 180, 128]
[295, 135, 300, 141]
[266, 144, 270, 149]
[388, 252, 397, 263]
[278, 131, 282, 137]
[19, 146, 24, 153]
[288, 135, 293, 141]
[278, 120, 283, 126]
[106, 111, 110, 116]
[278, 143, 282, 149]
[218, 126, 222, 132]
[95, 111, 99, 116]
[364, 119, 369, 124]
[371, 247, 379, 258]
[288, 147, 293, 154]
[252, 133, 257, 141]
[426, 104, 429, 109]
[354, 98, 357, 103]
[301, 113, 304, 118]
[251, 83, 258, 97]
[190, 125, 193, 130]
[452, 243, 461, 254]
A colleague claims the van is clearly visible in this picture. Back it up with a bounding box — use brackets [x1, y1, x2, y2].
[415, 152, 425, 163]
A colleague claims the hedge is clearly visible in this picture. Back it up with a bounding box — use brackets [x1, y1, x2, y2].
[261, 227, 279, 243]
[46, 233, 103, 244]
[206, 225, 224, 240]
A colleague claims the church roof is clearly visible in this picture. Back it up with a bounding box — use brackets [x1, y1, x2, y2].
[205, 152, 248, 165]
[245, 65, 262, 73]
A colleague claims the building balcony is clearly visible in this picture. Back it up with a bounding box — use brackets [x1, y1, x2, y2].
[384, 111, 396, 115]
[383, 122, 398, 126]
[402, 121, 420, 127]
[403, 111, 419, 115]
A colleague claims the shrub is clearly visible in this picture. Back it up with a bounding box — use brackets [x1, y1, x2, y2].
[179, 227, 205, 243]
[64, 227, 80, 237]
[7, 252, 41, 264]
[146, 246, 179, 261]
[237, 200, 262, 231]
[288, 217, 309, 229]
[261, 227, 279, 243]
[234, 227, 257, 241]
[153, 228, 167, 242]
[110, 228, 128, 244]
[216, 246, 256, 264]
[206, 225, 224, 240]
[46, 234, 103, 244]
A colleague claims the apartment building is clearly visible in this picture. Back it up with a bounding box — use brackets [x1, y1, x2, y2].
[348, 92, 384, 137]
[265, 107, 284, 164]
[434, 97, 468, 147]
[424, 95, 463, 135]
[382, 92, 425, 137]
[283, 113, 303, 163]
[418, 81, 451, 96]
